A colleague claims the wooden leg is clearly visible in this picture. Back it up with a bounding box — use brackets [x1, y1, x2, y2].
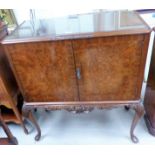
[124, 105, 130, 111]
[9, 99, 28, 134]
[144, 114, 155, 136]
[130, 104, 144, 143]
[0, 111, 18, 145]
[22, 104, 41, 141]
[45, 109, 50, 112]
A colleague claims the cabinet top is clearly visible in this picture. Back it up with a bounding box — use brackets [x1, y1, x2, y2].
[2, 10, 151, 44]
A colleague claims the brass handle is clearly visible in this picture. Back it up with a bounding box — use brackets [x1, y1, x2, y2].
[76, 68, 81, 80]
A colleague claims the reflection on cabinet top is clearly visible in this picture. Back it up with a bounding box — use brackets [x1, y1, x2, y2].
[2, 10, 151, 44]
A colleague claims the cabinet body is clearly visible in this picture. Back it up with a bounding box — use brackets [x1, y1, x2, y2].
[1, 10, 151, 142]
[4, 34, 149, 103]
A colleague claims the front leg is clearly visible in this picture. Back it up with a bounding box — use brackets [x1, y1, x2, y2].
[130, 104, 144, 143]
[22, 104, 41, 141]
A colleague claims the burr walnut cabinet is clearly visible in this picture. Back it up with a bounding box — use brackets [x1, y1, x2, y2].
[1, 10, 151, 143]
[0, 24, 27, 133]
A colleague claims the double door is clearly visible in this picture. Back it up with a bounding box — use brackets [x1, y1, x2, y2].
[5, 34, 145, 102]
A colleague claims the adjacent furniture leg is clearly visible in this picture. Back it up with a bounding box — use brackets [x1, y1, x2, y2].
[9, 98, 28, 134]
[144, 87, 155, 136]
[130, 104, 144, 143]
[22, 104, 41, 141]
[0, 110, 18, 145]
[144, 114, 155, 136]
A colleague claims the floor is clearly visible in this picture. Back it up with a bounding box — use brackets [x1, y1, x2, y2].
[1, 107, 155, 145]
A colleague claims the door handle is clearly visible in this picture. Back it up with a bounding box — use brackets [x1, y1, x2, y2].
[76, 68, 81, 80]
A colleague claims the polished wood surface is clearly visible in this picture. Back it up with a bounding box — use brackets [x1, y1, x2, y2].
[2, 10, 150, 44]
[73, 35, 145, 101]
[5, 41, 79, 102]
[4, 34, 149, 102]
[1, 10, 151, 143]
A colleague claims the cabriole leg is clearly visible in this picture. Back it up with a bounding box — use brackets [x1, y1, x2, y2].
[130, 104, 144, 143]
[22, 104, 41, 141]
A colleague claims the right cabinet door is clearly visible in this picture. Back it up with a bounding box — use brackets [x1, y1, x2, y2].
[72, 35, 145, 101]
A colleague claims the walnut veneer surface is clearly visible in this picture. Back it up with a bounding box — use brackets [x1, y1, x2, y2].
[1, 10, 151, 143]
[4, 35, 147, 102]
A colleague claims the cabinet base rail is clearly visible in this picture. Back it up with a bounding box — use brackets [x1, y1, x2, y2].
[22, 101, 144, 143]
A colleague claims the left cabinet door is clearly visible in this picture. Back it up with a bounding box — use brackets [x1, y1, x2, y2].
[4, 40, 79, 102]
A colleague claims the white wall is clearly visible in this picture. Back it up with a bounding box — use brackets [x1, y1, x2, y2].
[13, 9, 95, 25]
[13, 9, 30, 25]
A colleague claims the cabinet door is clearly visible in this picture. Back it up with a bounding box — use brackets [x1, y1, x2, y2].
[72, 35, 145, 101]
[5, 40, 78, 102]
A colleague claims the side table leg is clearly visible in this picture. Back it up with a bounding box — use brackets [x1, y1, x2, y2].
[9, 99, 28, 134]
[22, 104, 41, 141]
[130, 104, 144, 143]
[0, 111, 18, 145]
